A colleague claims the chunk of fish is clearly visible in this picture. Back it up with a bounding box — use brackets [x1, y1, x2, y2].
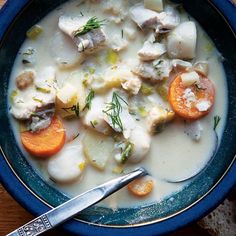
[132, 59, 171, 83]
[138, 41, 166, 61]
[58, 16, 106, 54]
[10, 67, 56, 120]
[129, 126, 151, 163]
[83, 96, 112, 135]
[121, 77, 142, 95]
[156, 6, 180, 33]
[129, 4, 158, 30]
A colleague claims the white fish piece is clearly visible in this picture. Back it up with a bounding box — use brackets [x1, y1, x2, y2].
[83, 96, 111, 135]
[10, 94, 39, 120]
[156, 6, 180, 33]
[129, 126, 151, 163]
[58, 16, 106, 54]
[50, 31, 85, 68]
[121, 77, 142, 95]
[129, 4, 158, 30]
[29, 115, 52, 132]
[73, 28, 106, 54]
[47, 144, 86, 183]
[184, 120, 203, 141]
[138, 41, 166, 61]
[167, 21, 197, 59]
[108, 34, 129, 52]
[132, 59, 171, 83]
[10, 67, 57, 120]
[34, 66, 57, 105]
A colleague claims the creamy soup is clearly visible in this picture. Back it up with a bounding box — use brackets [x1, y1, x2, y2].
[8, 0, 227, 208]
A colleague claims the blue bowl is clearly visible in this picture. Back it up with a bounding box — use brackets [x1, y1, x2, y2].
[0, 1, 235, 235]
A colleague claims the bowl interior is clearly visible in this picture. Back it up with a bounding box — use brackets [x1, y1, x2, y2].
[0, 0, 236, 227]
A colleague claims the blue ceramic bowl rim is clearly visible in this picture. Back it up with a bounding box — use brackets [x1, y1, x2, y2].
[0, 1, 235, 235]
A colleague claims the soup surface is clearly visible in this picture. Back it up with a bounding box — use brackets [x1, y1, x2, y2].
[8, 0, 227, 208]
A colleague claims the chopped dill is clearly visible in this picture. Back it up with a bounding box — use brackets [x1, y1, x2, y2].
[213, 115, 221, 130]
[83, 90, 95, 110]
[121, 142, 133, 164]
[62, 103, 80, 117]
[74, 17, 106, 37]
[73, 132, 80, 140]
[103, 92, 128, 132]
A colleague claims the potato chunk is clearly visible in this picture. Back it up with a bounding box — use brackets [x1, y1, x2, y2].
[82, 130, 114, 170]
[147, 106, 175, 134]
[56, 83, 78, 118]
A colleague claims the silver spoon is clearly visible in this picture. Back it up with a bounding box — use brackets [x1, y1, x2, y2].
[7, 167, 148, 236]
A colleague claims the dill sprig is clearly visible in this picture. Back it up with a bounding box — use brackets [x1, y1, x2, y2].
[83, 90, 95, 110]
[103, 92, 128, 132]
[213, 115, 221, 130]
[62, 103, 80, 117]
[74, 17, 106, 37]
[121, 142, 133, 164]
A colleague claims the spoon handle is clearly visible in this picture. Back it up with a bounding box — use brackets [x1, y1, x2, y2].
[7, 167, 147, 236]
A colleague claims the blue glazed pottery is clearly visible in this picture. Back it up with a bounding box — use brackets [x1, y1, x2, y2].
[0, 1, 235, 235]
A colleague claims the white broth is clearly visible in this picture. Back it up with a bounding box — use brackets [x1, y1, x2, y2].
[8, 0, 227, 208]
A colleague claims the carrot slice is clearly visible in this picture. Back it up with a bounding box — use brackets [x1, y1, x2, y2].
[21, 117, 66, 157]
[128, 176, 154, 197]
[168, 74, 215, 120]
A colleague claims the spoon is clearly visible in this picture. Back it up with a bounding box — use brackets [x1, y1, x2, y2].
[7, 167, 148, 236]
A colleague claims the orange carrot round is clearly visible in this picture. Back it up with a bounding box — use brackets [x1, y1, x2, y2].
[128, 177, 154, 197]
[21, 117, 66, 158]
[168, 74, 215, 120]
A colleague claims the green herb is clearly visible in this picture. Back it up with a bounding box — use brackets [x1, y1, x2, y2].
[26, 25, 43, 40]
[36, 86, 51, 94]
[103, 92, 127, 132]
[74, 17, 106, 37]
[33, 97, 43, 103]
[83, 90, 95, 110]
[73, 132, 80, 140]
[121, 142, 133, 164]
[62, 103, 80, 117]
[213, 115, 221, 130]
[153, 59, 164, 68]
[121, 29, 124, 38]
